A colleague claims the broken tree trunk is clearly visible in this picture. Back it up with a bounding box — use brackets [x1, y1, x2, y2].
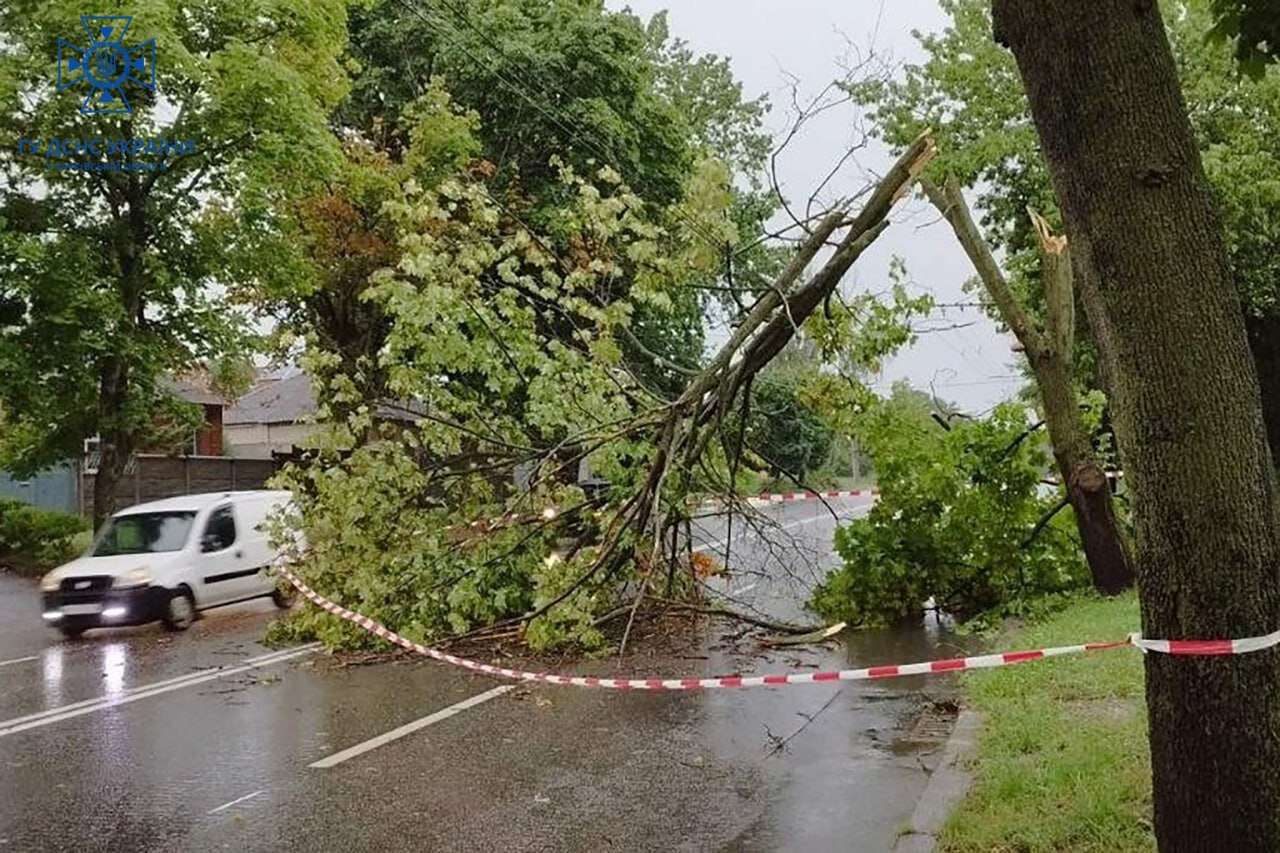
[922, 178, 1134, 594]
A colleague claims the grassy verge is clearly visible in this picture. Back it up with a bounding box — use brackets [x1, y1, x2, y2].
[939, 594, 1155, 852]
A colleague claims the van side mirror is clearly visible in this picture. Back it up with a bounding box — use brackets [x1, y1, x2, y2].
[201, 534, 221, 553]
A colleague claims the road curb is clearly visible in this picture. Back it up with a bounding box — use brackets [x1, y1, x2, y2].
[893, 709, 982, 853]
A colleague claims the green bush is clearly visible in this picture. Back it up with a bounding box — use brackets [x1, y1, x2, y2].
[0, 497, 90, 575]
[811, 401, 1089, 627]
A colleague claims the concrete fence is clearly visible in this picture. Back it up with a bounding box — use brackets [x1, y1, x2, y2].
[79, 454, 282, 519]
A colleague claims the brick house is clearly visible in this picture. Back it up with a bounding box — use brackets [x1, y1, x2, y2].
[165, 374, 227, 456]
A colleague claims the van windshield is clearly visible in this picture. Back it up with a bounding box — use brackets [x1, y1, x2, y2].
[91, 512, 197, 556]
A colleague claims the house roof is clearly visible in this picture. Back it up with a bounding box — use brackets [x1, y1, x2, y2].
[225, 369, 425, 427]
[225, 372, 317, 426]
[165, 372, 227, 407]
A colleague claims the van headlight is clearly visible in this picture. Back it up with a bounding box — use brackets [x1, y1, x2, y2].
[40, 574, 61, 592]
[114, 567, 153, 588]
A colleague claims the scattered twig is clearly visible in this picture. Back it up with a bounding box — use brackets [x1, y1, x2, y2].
[653, 597, 822, 635]
[766, 689, 845, 756]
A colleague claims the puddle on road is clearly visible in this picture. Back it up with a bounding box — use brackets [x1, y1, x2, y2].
[659, 606, 982, 851]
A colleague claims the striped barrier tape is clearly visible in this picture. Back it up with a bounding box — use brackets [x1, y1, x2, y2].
[440, 489, 877, 536]
[441, 489, 875, 538]
[700, 489, 880, 510]
[274, 561, 1280, 691]
[1129, 630, 1280, 656]
[748, 488, 879, 505]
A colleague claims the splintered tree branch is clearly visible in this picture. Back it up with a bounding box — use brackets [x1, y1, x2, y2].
[646, 132, 934, 503]
[923, 162, 1133, 596]
[1031, 209, 1075, 369]
[921, 177, 1046, 357]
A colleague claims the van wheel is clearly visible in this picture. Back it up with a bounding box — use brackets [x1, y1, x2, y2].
[59, 625, 86, 640]
[271, 584, 297, 610]
[163, 588, 196, 631]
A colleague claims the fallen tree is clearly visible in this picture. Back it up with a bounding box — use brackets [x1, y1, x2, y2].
[504, 133, 939, 632]
[274, 134, 936, 650]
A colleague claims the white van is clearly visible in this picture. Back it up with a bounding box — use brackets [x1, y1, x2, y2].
[39, 491, 297, 639]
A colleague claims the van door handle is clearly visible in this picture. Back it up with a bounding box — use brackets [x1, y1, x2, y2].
[235, 550, 243, 559]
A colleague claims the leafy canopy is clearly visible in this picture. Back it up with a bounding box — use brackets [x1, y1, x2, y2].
[0, 0, 349, 473]
[1210, 0, 1280, 76]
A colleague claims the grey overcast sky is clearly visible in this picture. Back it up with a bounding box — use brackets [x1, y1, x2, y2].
[607, 0, 1025, 413]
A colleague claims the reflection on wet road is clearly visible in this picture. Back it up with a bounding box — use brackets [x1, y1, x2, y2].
[0, 496, 970, 852]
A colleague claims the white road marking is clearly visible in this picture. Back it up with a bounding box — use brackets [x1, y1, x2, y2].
[310, 685, 516, 769]
[0, 644, 318, 730]
[207, 789, 265, 815]
[0, 644, 319, 738]
[0, 655, 38, 668]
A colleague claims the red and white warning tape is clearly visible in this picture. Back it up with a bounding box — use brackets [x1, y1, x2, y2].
[750, 488, 879, 506]
[275, 562, 1280, 691]
[1129, 631, 1280, 656]
[701, 489, 880, 510]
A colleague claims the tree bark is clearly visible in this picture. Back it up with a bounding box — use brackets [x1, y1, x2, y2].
[93, 357, 131, 529]
[1246, 313, 1280, 462]
[992, 1, 1280, 849]
[923, 179, 1134, 594]
[94, 179, 149, 529]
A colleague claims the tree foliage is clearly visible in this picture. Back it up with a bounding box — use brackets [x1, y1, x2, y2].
[338, 0, 769, 208]
[241, 0, 780, 416]
[1210, 0, 1280, 76]
[271, 156, 724, 650]
[0, 0, 349, 518]
[812, 390, 1089, 628]
[745, 361, 836, 484]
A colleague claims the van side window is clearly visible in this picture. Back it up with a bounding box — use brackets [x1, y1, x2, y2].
[201, 506, 237, 553]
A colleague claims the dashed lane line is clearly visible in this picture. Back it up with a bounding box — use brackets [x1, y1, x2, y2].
[208, 789, 266, 815]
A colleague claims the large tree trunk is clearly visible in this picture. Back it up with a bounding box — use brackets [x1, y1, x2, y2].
[96, 183, 147, 530]
[1247, 313, 1280, 462]
[993, 2, 1280, 850]
[93, 357, 131, 529]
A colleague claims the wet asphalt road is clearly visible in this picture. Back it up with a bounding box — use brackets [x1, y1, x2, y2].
[0, 496, 971, 852]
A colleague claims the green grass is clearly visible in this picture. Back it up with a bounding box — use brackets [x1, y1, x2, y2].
[940, 594, 1156, 853]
